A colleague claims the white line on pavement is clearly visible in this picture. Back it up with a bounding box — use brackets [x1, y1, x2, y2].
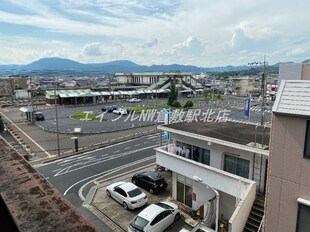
[54, 145, 158, 177]
[0, 112, 53, 157]
[113, 150, 120, 153]
[77, 156, 155, 200]
[124, 147, 131, 150]
[34, 133, 160, 167]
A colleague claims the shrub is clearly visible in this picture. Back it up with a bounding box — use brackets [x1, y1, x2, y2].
[171, 100, 181, 108]
[184, 100, 193, 108]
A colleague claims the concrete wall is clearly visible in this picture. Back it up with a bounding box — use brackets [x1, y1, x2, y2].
[156, 147, 256, 230]
[229, 182, 256, 232]
[278, 63, 310, 86]
[264, 114, 310, 232]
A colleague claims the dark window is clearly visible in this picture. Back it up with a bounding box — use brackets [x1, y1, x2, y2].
[127, 188, 142, 197]
[297, 203, 310, 232]
[115, 187, 127, 197]
[304, 121, 310, 158]
[224, 154, 250, 178]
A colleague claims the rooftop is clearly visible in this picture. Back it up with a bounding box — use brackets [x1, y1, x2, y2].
[0, 139, 97, 232]
[160, 120, 270, 148]
[273, 80, 310, 116]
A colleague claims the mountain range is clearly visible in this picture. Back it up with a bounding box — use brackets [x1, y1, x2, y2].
[0, 57, 309, 76]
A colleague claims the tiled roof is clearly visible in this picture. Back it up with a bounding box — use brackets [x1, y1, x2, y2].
[0, 139, 97, 232]
[273, 80, 310, 116]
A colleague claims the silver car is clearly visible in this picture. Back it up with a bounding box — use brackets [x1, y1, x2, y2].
[106, 181, 148, 210]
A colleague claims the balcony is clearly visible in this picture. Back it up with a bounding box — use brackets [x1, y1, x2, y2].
[155, 146, 257, 232]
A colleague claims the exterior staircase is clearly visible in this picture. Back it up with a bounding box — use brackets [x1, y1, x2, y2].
[243, 194, 265, 232]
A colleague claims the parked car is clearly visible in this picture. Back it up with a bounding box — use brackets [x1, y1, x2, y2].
[34, 111, 45, 121]
[128, 201, 181, 232]
[126, 107, 133, 114]
[106, 181, 148, 210]
[129, 98, 142, 103]
[1, 101, 13, 108]
[131, 171, 167, 194]
[113, 108, 128, 115]
[102, 105, 118, 112]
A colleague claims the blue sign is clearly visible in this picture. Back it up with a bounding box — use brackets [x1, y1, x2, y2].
[164, 108, 171, 125]
[163, 131, 169, 140]
[244, 97, 251, 119]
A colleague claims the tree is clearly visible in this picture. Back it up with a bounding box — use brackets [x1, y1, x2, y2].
[167, 80, 178, 106]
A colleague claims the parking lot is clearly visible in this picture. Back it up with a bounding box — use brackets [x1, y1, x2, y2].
[90, 168, 194, 232]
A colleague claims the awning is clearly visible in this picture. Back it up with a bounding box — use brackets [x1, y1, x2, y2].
[19, 107, 31, 113]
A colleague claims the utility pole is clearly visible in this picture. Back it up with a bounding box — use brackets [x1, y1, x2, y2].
[30, 76, 35, 124]
[248, 55, 268, 126]
[54, 77, 61, 157]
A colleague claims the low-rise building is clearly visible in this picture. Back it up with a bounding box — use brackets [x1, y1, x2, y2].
[155, 120, 269, 231]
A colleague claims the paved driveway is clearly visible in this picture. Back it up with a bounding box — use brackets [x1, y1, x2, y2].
[90, 169, 194, 232]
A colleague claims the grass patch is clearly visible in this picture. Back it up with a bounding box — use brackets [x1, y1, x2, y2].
[191, 96, 226, 101]
[71, 112, 106, 121]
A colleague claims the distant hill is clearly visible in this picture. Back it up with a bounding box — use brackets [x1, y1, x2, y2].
[0, 57, 308, 76]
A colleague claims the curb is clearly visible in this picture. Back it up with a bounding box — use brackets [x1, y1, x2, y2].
[83, 163, 156, 206]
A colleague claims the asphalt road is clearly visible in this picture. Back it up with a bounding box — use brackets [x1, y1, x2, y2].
[36, 102, 156, 134]
[35, 133, 162, 231]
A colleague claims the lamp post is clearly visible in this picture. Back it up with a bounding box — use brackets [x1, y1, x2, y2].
[193, 175, 219, 232]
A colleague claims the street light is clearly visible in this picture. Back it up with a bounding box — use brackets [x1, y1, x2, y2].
[193, 175, 219, 232]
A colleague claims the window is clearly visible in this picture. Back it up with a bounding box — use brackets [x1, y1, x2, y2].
[297, 203, 310, 231]
[304, 121, 310, 158]
[176, 175, 192, 208]
[224, 154, 250, 178]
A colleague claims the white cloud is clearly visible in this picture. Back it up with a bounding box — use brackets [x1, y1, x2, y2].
[82, 42, 103, 56]
[0, 0, 310, 66]
[135, 38, 158, 48]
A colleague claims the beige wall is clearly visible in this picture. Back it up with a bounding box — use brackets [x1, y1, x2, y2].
[264, 114, 310, 232]
[302, 64, 310, 80]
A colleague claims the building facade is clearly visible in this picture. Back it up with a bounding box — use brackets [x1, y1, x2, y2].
[156, 120, 269, 231]
[115, 72, 203, 92]
[264, 78, 310, 231]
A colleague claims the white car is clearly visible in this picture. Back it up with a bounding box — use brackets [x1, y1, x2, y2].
[113, 108, 128, 115]
[129, 98, 142, 103]
[128, 201, 181, 232]
[106, 181, 148, 210]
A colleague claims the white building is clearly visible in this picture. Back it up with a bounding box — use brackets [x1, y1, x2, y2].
[155, 120, 269, 231]
[115, 72, 203, 92]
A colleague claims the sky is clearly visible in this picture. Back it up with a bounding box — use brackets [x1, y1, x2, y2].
[0, 0, 309, 67]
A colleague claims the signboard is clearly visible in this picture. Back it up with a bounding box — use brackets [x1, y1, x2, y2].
[244, 97, 251, 119]
[163, 131, 169, 140]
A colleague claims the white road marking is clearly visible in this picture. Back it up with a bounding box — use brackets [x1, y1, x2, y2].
[0, 112, 52, 157]
[113, 150, 120, 153]
[35, 133, 159, 167]
[54, 145, 157, 177]
[52, 168, 61, 173]
[124, 147, 131, 150]
[144, 141, 149, 144]
[77, 156, 155, 200]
